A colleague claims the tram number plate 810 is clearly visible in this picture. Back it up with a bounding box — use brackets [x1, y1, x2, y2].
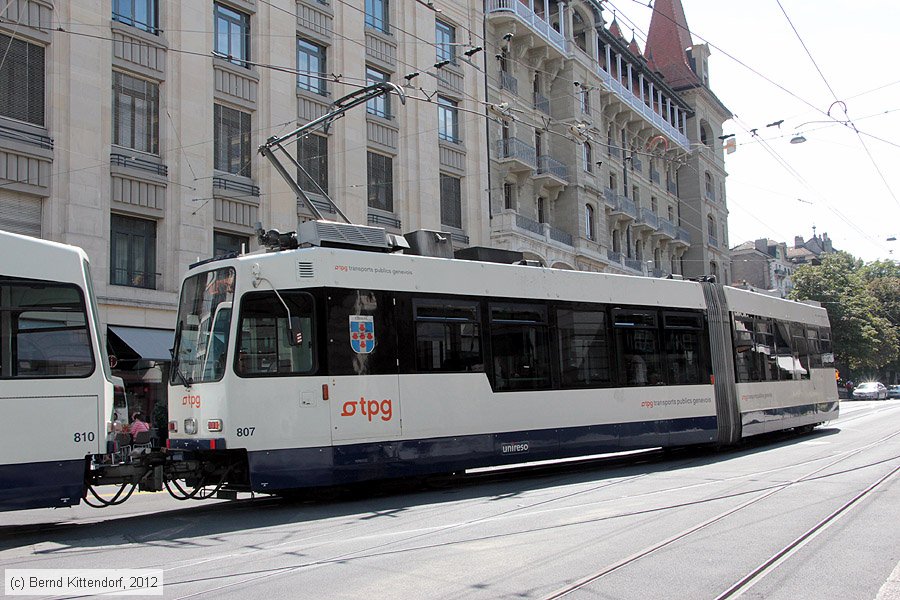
[73, 432, 96, 443]
[236, 427, 256, 437]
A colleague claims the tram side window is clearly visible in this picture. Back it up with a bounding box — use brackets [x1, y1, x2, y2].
[663, 312, 702, 385]
[0, 278, 94, 378]
[556, 306, 612, 388]
[235, 291, 316, 376]
[490, 303, 551, 391]
[774, 320, 801, 380]
[819, 328, 834, 365]
[790, 323, 811, 380]
[613, 310, 661, 386]
[806, 327, 822, 369]
[414, 299, 483, 372]
[754, 319, 779, 381]
[733, 315, 758, 383]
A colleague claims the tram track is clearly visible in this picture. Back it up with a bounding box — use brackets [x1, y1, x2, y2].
[541, 428, 900, 599]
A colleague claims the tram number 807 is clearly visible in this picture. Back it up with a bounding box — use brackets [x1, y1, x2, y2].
[73, 432, 95, 443]
[236, 427, 256, 437]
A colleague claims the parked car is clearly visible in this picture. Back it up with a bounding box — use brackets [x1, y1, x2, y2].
[888, 385, 900, 399]
[852, 382, 888, 400]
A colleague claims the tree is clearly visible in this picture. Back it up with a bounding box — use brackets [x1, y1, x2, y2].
[789, 252, 899, 374]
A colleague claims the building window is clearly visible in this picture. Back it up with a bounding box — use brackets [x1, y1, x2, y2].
[214, 103, 252, 177]
[214, 2, 250, 67]
[632, 185, 640, 205]
[365, 0, 389, 33]
[580, 89, 590, 114]
[503, 182, 515, 210]
[583, 142, 593, 172]
[585, 204, 595, 240]
[705, 171, 714, 199]
[112, 0, 158, 34]
[297, 38, 327, 95]
[651, 196, 658, 213]
[112, 72, 159, 154]
[214, 230, 248, 256]
[297, 133, 328, 194]
[0, 34, 44, 126]
[668, 205, 675, 222]
[437, 96, 459, 143]
[366, 67, 391, 118]
[435, 19, 455, 63]
[110, 214, 156, 289]
[440, 174, 462, 229]
[367, 151, 393, 212]
[537, 197, 546, 223]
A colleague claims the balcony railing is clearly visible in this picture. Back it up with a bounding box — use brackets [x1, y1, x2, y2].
[451, 232, 470, 245]
[624, 257, 643, 272]
[610, 195, 637, 220]
[110, 153, 168, 177]
[533, 92, 550, 115]
[485, 0, 567, 54]
[496, 137, 536, 166]
[658, 218, 676, 239]
[677, 227, 691, 243]
[0, 122, 53, 150]
[499, 70, 518, 95]
[592, 64, 690, 150]
[536, 155, 568, 182]
[516, 212, 544, 235]
[706, 190, 715, 201]
[607, 250, 622, 263]
[213, 176, 261, 197]
[603, 187, 618, 207]
[368, 212, 402, 229]
[708, 234, 718, 248]
[637, 207, 658, 229]
[549, 225, 573, 246]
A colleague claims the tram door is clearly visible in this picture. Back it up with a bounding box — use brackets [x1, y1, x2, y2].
[326, 288, 401, 443]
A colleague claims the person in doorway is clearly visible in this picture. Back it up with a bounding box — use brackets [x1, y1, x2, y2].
[130, 412, 150, 435]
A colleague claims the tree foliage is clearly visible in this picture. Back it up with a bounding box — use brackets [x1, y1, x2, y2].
[789, 252, 899, 374]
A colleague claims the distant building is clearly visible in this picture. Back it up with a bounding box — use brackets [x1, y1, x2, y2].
[730, 238, 794, 298]
[730, 230, 836, 297]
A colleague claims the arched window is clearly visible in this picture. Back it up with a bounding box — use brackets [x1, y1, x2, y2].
[710, 261, 718, 278]
[583, 142, 593, 172]
[705, 172, 714, 199]
[585, 204, 595, 240]
[572, 11, 588, 52]
[707, 214, 716, 238]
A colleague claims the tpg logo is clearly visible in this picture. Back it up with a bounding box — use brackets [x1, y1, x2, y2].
[182, 394, 201, 408]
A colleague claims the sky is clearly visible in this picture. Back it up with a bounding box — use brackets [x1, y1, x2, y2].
[608, 0, 900, 262]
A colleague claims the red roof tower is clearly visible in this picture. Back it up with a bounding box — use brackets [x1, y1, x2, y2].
[645, 0, 701, 88]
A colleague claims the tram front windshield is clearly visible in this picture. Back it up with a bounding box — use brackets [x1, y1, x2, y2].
[172, 267, 235, 384]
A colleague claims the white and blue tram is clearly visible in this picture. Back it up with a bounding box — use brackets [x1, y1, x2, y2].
[0, 230, 115, 510]
[164, 223, 838, 496]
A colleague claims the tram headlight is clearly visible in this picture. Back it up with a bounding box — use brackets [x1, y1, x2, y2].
[207, 419, 222, 432]
[184, 418, 198, 435]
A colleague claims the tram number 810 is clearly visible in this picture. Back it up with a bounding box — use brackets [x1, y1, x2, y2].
[74, 432, 96, 443]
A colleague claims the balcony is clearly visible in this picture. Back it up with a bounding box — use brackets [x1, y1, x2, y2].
[592, 65, 690, 151]
[496, 137, 536, 171]
[708, 234, 718, 248]
[670, 226, 691, 247]
[499, 70, 518, 95]
[607, 249, 622, 264]
[491, 212, 574, 249]
[535, 155, 568, 186]
[110, 152, 167, 177]
[656, 218, 676, 240]
[607, 194, 637, 221]
[533, 92, 550, 115]
[485, 0, 567, 56]
[624, 257, 643, 272]
[213, 176, 260, 197]
[635, 207, 658, 231]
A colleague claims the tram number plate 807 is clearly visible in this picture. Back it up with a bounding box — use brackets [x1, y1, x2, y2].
[236, 427, 256, 437]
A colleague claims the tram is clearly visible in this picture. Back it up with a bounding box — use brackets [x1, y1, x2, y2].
[163, 221, 838, 497]
[0, 230, 115, 510]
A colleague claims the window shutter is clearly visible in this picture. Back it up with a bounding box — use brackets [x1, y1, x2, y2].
[0, 35, 45, 126]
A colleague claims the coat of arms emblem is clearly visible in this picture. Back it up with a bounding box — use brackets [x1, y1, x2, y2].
[349, 315, 375, 354]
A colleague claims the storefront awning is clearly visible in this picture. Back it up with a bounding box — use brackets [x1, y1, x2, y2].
[108, 326, 174, 362]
